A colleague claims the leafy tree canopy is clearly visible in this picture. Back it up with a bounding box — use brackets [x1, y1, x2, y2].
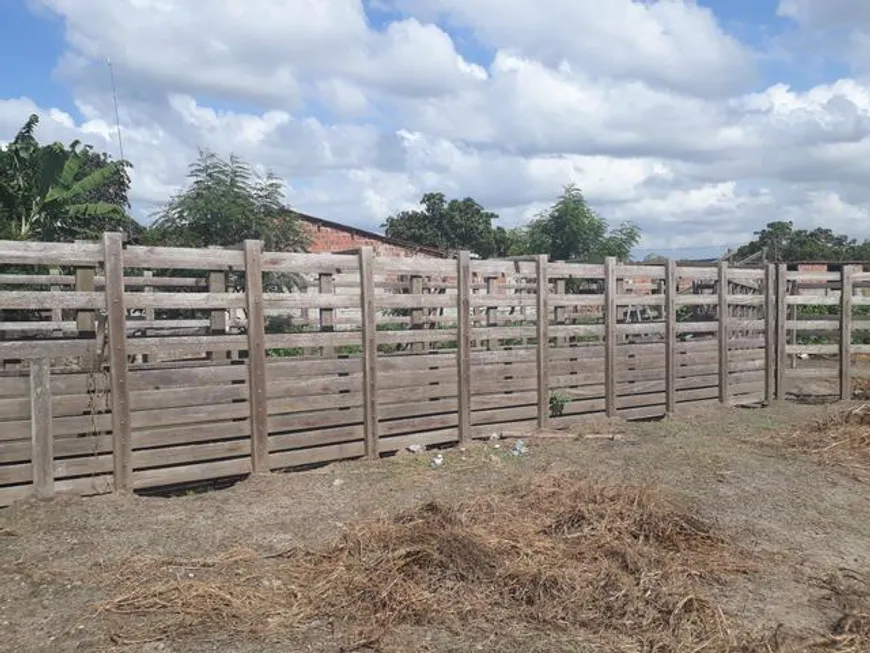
[733, 221, 870, 262]
[0, 114, 137, 241]
[517, 185, 640, 262]
[147, 150, 308, 252]
[382, 192, 504, 258]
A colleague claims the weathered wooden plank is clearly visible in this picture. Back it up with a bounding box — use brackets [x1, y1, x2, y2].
[615, 264, 666, 280]
[786, 295, 840, 306]
[605, 257, 617, 418]
[675, 294, 721, 307]
[125, 292, 246, 310]
[473, 405, 539, 425]
[0, 240, 102, 266]
[126, 335, 248, 356]
[268, 391, 362, 415]
[133, 440, 250, 470]
[471, 391, 538, 411]
[614, 294, 665, 306]
[379, 383, 458, 405]
[269, 425, 364, 453]
[549, 324, 605, 338]
[125, 245, 245, 270]
[457, 251, 472, 444]
[244, 240, 269, 473]
[472, 260, 539, 276]
[785, 320, 839, 331]
[547, 294, 605, 306]
[269, 374, 362, 399]
[546, 262, 605, 278]
[29, 359, 53, 499]
[130, 384, 249, 411]
[676, 266, 718, 280]
[265, 331, 362, 349]
[380, 412, 459, 436]
[260, 251, 358, 273]
[378, 351, 456, 371]
[785, 271, 840, 282]
[268, 408, 364, 433]
[133, 458, 251, 491]
[127, 363, 248, 391]
[132, 402, 251, 429]
[535, 255, 549, 429]
[269, 441, 366, 471]
[380, 428, 459, 453]
[665, 259, 677, 413]
[841, 265, 854, 401]
[474, 348, 538, 364]
[133, 421, 251, 450]
[359, 247, 379, 459]
[785, 344, 839, 355]
[268, 357, 360, 377]
[0, 290, 104, 310]
[104, 233, 132, 492]
[718, 261, 729, 404]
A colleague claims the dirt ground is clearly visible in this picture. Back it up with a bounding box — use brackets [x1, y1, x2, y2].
[3, 401, 870, 652]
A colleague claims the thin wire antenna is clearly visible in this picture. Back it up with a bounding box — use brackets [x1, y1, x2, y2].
[106, 58, 125, 161]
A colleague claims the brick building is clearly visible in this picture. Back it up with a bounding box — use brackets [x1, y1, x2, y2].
[292, 211, 446, 258]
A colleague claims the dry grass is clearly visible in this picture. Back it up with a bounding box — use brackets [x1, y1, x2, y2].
[95, 472, 870, 652]
[785, 404, 870, 477]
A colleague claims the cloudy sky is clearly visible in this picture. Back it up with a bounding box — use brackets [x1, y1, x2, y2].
[2, 0, 870, 258]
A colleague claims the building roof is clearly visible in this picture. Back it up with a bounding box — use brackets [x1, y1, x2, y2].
[288, 210, 448, 258]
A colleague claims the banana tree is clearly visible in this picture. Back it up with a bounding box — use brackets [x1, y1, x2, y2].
[0, 114, 138, 242]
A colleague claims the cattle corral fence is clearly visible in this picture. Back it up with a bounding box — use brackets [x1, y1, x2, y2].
[0, 234, 864, 506]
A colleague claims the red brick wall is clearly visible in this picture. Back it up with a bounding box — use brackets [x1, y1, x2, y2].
[302, 222, 432, 258]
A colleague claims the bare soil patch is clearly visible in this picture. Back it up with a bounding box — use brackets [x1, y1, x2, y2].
[3, 402, 870, 652]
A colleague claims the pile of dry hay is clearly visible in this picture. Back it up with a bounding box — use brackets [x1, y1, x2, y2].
[97, 472, 869, 652]
[787, 404, 870, 478]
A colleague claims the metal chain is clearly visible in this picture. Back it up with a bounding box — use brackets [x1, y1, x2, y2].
[85, 309, 110, 473]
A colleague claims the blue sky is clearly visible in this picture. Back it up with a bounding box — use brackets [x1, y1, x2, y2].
[0, 0, 835, 121]
[2, 0, 870, 258]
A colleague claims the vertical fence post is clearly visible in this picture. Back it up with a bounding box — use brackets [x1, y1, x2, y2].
[208, 268, 229, 362]
[244, 240, 269, 473]
[49, 268, 62, 323]
[485, 276, 498, 351]
[553, 277, 566, 348]
[30, 358, 54, 500]
[319, 273, 336, 357]
[536, 255, 550, 429]
[75, 240, 96, 335]
[764, 263, 776, 405]
[665, 260, 677, 414]
[409, 275, 424, 353]
[775, 264, 787, 400]
[605, 256, 617, 418]
[718, 261, 729, 404]
[840, 265, 854, 401]
[359, 247, 380, 459]
[143, 270, 155, 322]
[457, 251, 472, 444]
[141, 270, 154, 364]
[103, 232, 132, 492]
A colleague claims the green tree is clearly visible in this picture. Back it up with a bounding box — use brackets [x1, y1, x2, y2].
[734, 221, 870, 262]
[519, 185, 640, 262]
[0, 114, 136, 241]
[148, 150, 308, 252]
[382, 192, 502, 257]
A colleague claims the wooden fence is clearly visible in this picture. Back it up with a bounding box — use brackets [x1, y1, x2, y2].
[0, 235, 781, 506]
[776, 265, 870, 399]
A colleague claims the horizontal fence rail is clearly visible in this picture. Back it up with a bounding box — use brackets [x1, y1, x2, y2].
[8, 235, 853, 506]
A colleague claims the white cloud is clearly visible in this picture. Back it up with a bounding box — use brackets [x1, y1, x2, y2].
[3, 0, 870, 255]
[393, 0, 757, 97]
